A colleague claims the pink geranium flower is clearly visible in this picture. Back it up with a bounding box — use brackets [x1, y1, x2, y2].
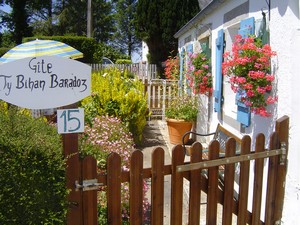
[186, 52, 213, 96]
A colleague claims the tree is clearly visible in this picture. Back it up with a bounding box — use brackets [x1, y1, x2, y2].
[1, 0, 32, 44]
[112, 0, 141, 57]
[54, 0, 86, 36]
[0, 0, 51, 44]
[92, 0, 115, 43]
[135, 0, 200, 75]
[29, 0, 53, 36]
[0, 0, 141, 62]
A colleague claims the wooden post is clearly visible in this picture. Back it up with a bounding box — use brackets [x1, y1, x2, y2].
[62, 103, 83, 225]
[274, 115, 289, 222]
[63, 132, 82, 225]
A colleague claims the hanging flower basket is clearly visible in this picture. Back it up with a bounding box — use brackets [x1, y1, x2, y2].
[186, 52, 213, 96]
[222, 35, 277, 117]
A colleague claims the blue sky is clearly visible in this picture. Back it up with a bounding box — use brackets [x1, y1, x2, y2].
[0, 4, 10, 13]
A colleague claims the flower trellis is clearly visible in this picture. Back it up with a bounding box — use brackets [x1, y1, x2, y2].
[222, 35, 277, 117]
[186, 52, 213, 96]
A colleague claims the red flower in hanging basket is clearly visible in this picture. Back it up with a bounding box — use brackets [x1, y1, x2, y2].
[222, 35, 277, 117]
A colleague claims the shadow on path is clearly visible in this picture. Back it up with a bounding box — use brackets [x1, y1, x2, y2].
[135, 122, 167, 149]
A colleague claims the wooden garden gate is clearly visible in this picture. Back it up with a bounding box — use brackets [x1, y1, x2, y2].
[73, 116, 289, 225]
[145, 79, 180, 121]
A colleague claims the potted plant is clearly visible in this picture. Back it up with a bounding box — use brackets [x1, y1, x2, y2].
[165, 94, 198, 144]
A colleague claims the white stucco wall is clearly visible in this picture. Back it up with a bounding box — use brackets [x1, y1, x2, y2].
[141, 41, 149, 63]
[270, 0, 300, 224]
[177, 0, 300, 223]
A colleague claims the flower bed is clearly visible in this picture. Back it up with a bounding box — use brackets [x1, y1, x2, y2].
[80, 115, 150, 224]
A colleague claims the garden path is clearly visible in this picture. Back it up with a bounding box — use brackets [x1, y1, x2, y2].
[136, 120, 226, 225]
[136, 120, 189, 225]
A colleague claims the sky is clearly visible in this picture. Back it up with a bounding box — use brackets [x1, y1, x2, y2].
[0, 4, 10, 13]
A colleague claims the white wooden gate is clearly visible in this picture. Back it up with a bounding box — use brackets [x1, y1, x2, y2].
[147, 79, 180, 121]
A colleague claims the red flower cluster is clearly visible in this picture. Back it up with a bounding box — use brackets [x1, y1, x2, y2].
[222, 35, 277, 117]
[164, 55, 179, 80]
[186, 52, 212, 96]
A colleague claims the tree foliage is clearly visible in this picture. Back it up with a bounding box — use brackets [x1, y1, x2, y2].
[53, 0, 86, 36]
[92, 0, 115, 43]
[0, 0, 199, 64]
[135, 0, 200, 74]
[112, 0, 141, 57]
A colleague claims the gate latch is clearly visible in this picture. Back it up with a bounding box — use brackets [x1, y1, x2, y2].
[75, 179, 103, 191]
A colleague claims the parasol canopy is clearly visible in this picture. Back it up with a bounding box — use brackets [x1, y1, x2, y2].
[0, 39, 83, 64]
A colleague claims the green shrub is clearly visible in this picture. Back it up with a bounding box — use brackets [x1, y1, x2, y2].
[80, 68, 148, 143]
[115, 59, 132, 64]
[0, 47, 10, 57]
[0, 106, 68, 225]
[93, 43, 130, 63]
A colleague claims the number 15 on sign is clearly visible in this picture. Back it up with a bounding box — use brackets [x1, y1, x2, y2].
[57, 108, 84, 134]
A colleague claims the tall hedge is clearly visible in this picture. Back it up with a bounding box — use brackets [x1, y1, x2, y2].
[0, 106, 68, 224]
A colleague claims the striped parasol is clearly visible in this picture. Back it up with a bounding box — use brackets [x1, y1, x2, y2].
[0, 39, 83, 64]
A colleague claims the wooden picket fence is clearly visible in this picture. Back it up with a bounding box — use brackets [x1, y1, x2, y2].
[77, 116, 289, 225]
[89, 63, 157, 81]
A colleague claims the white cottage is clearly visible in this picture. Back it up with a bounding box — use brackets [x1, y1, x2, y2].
[175, 0, 300, 224]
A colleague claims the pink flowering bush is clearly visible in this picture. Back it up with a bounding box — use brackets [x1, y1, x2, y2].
[222, 35, 277, 117]
[186, 52, 213, 96]
[80, 115, 150, 224]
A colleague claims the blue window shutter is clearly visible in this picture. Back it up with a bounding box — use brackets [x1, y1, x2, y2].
[179, 48, 185, 86]
[236, 17, 255, 127]
[187, 43, 193, 53]
[186, 44, 193, 95]
[235, 90, 251, 127]
[239, 17, 255, 38]
[214, 29, 224, 112]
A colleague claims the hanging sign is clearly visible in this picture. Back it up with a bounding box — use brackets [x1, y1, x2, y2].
[0, 56, 91, 109]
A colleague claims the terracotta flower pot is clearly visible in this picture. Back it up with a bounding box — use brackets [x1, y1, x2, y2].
[166, 119, 193, 145]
